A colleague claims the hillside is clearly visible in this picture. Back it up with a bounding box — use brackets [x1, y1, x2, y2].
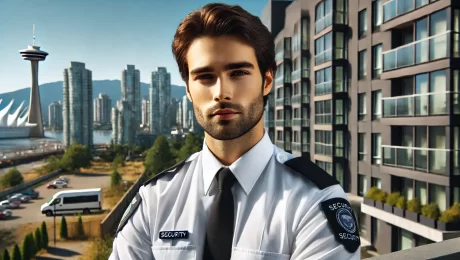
[0, 80, 186, 122]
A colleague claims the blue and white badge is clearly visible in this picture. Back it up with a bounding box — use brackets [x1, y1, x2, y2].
[159, 230, 189, 240]
[336, 208, 356, 234]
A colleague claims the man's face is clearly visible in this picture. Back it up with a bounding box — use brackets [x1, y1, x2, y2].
[185, 35, 273, 140]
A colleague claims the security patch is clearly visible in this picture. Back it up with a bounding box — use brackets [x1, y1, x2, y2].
[115, 193, 142, 236]
[320, 198, 360, 253]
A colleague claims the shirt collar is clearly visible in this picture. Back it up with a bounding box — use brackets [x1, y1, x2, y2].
[201, 131, 274, 195]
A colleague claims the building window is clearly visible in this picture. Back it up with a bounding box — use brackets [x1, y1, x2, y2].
[358, 133, 366, 161]
[315, 67, 332, 95]
[276, 130, 283, 141]
[315, 130, 333, 156]
[372, 44, 382, 78]
[358, 93, 366, 121]
[372, 90, 382, 119]
[371, 133, 381, 164]
[358, 9, 367, 38]
[455, 126, 460, 175]
[335, 130, 345, 157]
[399, 229, 413, 251]
[315, 100, 332, 124]
[371, 177, 381, 189]
[316, 160, 333, 175]
[315, 32, 332, 65]
[335, 99, 347, 125]
[429, 184, 447, 212]
[415, 181, 428, 205]
[358, 50, 367, 80]
[372, 0, 382, 31]
[315, 0, 333, 33]
[335, 162, 345, 188]
[358, 174, 367, 196]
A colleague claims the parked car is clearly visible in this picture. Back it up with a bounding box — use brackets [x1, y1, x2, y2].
[0, 206, 13, 219]
[6, 197, 22, 204]
[0, 200, 20, 209]
[9, 193, 31, 203]
[0, 212, 5, 220]
[46, 181, 67, 189]
[55, 177, 69, 183]
[21, 189, 39, 199]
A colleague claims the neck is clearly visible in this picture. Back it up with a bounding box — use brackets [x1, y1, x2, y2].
[204, 119, 265, 166]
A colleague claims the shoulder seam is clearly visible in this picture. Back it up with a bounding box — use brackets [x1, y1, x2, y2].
[143, 156, 191, 186]
[283, 157, 339, 190]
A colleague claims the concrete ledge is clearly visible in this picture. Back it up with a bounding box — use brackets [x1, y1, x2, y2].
[361, 203, 460, 242]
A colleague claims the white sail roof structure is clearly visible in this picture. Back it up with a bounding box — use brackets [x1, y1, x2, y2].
[0, 99, 34, 127]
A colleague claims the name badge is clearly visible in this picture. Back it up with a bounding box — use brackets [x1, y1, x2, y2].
[159, 230, 189, 240]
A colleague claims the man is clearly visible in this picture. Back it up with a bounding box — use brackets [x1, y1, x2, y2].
[110, 3, 360, 259]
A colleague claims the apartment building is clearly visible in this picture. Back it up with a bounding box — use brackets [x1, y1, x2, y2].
[263, 0, 460, 255]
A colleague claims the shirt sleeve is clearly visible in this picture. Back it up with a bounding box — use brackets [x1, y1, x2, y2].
[290, 185, 361, 260]
[109, 186, 154, 260]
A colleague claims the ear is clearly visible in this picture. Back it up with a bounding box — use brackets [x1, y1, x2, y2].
[263, 68, 274, 97]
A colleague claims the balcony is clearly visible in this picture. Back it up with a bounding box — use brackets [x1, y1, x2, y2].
[274, 76, 284, 87]
[315, 143, 333, 157]
[315, 49, 332, 65]
[383, 31, 454, 72]
[291, 69, 309, 82]
[382, 145, 458, 175]
[265, 119, 274, 128]
[291, 94, 309, 104]
[315, 114, 332, 125]
[383, 0, 433, 23]
[315, 80, 348, 96]
[368, 238, 460, 259]
[284, 142, 291, 151]
[275, 98, 284, 106]
[275, 120, 284, 127]
[292, 118, 310, 127]
[382, 92, 460, 118]
[293, 142, 309, 152]
[315, 12, 333, 34]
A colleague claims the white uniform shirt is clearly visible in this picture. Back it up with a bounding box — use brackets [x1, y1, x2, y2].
[110, 132, 361, 260]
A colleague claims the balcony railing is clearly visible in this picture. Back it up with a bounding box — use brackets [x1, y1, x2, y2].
[291, 69, 309, 82]
[383, 0, 433, 23]
[382, 92, 460, 117]
[315, 114, 332, 125]
[275, 120, 284, 127]
[383, 31, 451, 71]
[265, 120, 274, 128]
[315, 12, 333, 33]
[315, 80, 348, 96]
[274, 76, 284, 87]
[275, 98, 284, 106]
[382, 145, 458, 175]
[315, 49, 332, 65]
[315, 143, 333, 156]
[292, 142, 309, 153]
[292, 94, 309, 104]
[292, 118, 310, 127]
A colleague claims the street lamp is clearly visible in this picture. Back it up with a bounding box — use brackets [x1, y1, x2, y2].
[53, 202, 56, 246]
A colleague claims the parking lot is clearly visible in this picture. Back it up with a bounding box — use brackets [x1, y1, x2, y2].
[0, 172, 110, 229]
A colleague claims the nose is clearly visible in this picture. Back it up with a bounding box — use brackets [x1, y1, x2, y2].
[212, 77, 232, 102]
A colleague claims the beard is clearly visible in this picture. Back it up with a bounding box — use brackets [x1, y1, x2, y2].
[192, 94, 265, 141]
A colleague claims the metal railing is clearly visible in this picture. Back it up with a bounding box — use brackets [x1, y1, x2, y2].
[383, 31, 451, 71]
[382, 145, 458, 175]
[383, 0, 433, 23]
[382, 92, 460, 117]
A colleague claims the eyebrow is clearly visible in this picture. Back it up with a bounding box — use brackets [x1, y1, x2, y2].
[189, 61, 255, 75]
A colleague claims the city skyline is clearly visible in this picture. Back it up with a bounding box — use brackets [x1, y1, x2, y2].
[0, 0, 267, 94]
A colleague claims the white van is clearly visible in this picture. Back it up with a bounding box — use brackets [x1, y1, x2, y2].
[41, 188, 102, 216]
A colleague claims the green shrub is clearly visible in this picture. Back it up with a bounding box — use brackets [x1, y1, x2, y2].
[60, 216, 68, 239]
[20, 233, 33, 260]
[92, 235, 115, 260]
[407, 198, 421, 213]
[0, 168, 24, 188]
[40, 221, 49, 249]
[395, 196, 406, 209]
[386, 192, 400, 206]
[438, 208, 460, 223]
[364, 186, 381, 199]
[10, 245, 20, 260]
[110, 170, 122, 189]
[34, 227, 42, 250]
[76, 214, 85, 238]
[421, 203, 440, 220]
[374, 190, 388, 203]
[2, 248, 10, 260]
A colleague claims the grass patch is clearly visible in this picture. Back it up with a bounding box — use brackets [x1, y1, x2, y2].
[80, 236, 114, 260]
[102, 186, 126, 210]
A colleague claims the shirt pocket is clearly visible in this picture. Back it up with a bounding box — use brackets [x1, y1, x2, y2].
[232, 247, 290, 260]
[151, 245, 196, 260]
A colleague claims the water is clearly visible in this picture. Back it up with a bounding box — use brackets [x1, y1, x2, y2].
[0, 131, 113, 152]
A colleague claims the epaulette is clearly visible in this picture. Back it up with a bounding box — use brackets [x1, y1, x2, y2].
[142, 156, 190, 186]
[283, 156, 339, 189]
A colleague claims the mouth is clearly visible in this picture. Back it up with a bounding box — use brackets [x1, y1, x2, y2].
[211, 109, 239, 119]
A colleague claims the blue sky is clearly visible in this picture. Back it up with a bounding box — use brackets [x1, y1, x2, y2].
[0, 0, 269, 93]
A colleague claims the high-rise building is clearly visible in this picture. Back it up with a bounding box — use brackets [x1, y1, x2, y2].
[48, 101, 63, 131]
[170, 98, 178, 128]
[93, 93, 112, 126]
[142, 97, 150, 126]
[111, 107, 119, 144]
[176, 99, 183, 129]
[265, 0, 460, 255]
[63, 62, 93, 147]
[181, 95, 192, 129]
[150, 67, 171, 134]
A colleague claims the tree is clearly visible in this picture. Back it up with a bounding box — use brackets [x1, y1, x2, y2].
[177, 133, 203, 162]
[40, 221, 49, 249]
[0, 168, 24, 188]
[60, 216, 68, 239]
[34, 227, 42, 250]
[60, 143, 92, 172]
[20, 234, 33, 260]
[10, 245, 20, 260]
[144, 136, 176, 177]
[44, 155, 62, 173]
[2, 248, 10, 260]
[76, 215, 85, 238]
[110, 170, 122, 189]
[112, 154, 123, 171]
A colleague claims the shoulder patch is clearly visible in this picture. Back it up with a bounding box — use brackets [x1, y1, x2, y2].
[115, 192, 142, 235]
[143, 156, 190, 186]
[284, 157, 339, 189]
[320, 197, 360, 253]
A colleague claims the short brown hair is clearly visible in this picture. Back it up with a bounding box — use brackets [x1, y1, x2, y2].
[171, 2, 276, 106]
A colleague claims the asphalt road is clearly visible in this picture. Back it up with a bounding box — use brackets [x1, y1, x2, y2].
[0, 172, 110, 229]
[0, 160, 48, 176]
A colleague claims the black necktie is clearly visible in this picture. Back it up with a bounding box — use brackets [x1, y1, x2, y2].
[203, 167, 237, 260]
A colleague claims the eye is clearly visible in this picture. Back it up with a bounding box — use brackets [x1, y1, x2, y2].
[195, 74, 215, 81]
[230, 70, 249, 77]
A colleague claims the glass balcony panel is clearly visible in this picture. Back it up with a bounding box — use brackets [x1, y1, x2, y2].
[429, 33, 448, 60]
[292, 142, 301, 152]
[292, 95, 300, 104]
[397, 0, 414, 16]
[315, 143, 333, 156]
[429, 150, 448, 174]
[383, 1, 397, 22]
[275, 141, 284, 148]
[315, 12, 333, 33]
[415, 0, 429, 8]
[292, 70, 301, 82]
[428, 93, 447, 115]
[383, 92, 453, 117]
[334, 80, 347, 93]
[396, 147, 413, 168]
[302, 119, 309, 127]
[396, 97, 413, 116]
[415, 41, 429, 64]
[384, 0, 431, 23]
[315, 114, 332, 124]
[414, 95, 428, 116]
[396, 45, 414, 68]
[275, 98, 284, 106]
[383, 99, 397, 117]
[302, 143, 309, 152]
[275, 52, 284, 63]
[414, 150, 428, 171]
[275, 120, 284, 127]
[284, 97, 291, 106]
[302, 94, 309, 103]
[315, 49, 332, 65]
[383, 51, 397, 71]
[302, 68, 309, 78]
[315, 81, 333, 96]
[285, 142, 291, 151]
[275, 77, 284, 87]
